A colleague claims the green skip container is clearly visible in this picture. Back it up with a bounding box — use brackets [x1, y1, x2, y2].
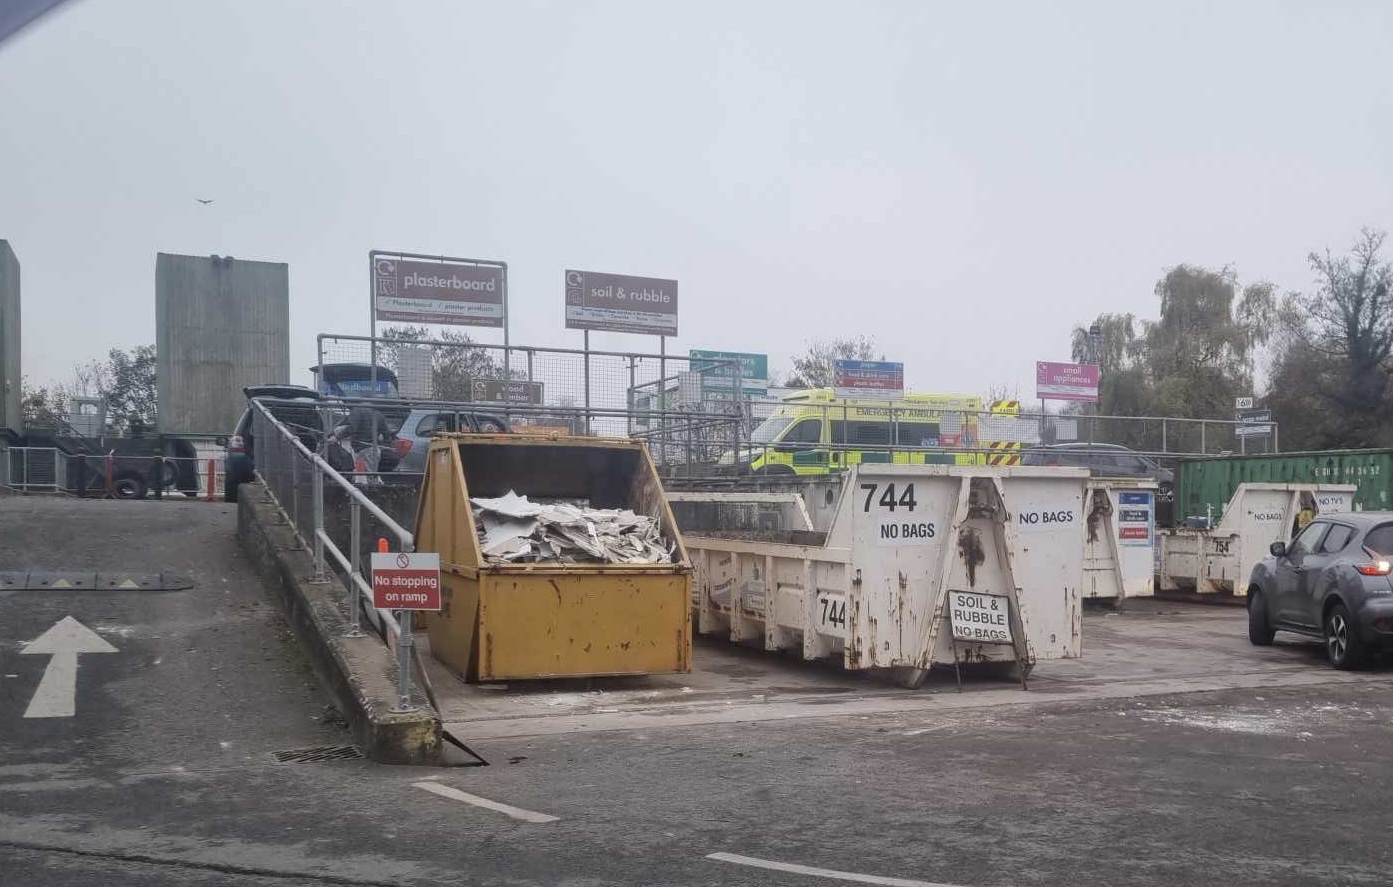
[1174, 449, 1393, 522]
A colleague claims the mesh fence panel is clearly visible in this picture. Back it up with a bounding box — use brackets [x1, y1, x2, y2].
[315, 334, 1269, 464]
[317, 334, 744, 467]
[0, 447, 63, 493]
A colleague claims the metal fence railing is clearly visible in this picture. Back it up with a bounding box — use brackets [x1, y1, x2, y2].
[1, 447, 67, 494]
[249, 399, 426, 713]
[317, 333, 745, 466]
[0, 447, 230, 501]
[314, 334, 1277, 470]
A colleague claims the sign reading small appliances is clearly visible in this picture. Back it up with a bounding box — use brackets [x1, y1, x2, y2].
[565, 269, 678, 336]
[1036, 361, 1100, 402]
[373, 253, 506, 328]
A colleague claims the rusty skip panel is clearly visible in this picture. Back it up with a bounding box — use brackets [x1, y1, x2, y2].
[957, 527, 986, 588]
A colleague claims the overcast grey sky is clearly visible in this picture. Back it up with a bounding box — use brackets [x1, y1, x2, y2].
[1, 0, 1390, 395]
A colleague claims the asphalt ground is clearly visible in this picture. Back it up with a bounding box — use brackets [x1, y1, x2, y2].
[2, 496, 1390, 886]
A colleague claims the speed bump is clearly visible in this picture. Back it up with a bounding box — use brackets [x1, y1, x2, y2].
[0, 572, 194, 591]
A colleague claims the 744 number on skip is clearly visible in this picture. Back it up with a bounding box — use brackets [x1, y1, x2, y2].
[861, 482, 917, 513]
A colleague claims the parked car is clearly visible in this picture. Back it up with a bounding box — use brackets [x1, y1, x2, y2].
[393, 408, 512, 474]
[224, 385, 326, 502]
[1247, 512, 1393, 669]
[311, 362, 401, 399]
[225, 386, 418, 501]
[1022, 443, 1174, 494]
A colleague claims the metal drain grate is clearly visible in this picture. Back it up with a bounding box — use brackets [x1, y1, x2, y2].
[271, 745, 364, 764]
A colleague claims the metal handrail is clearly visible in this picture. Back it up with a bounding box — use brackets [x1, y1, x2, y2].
[250, 399, 414, 549]
[249, 398, 426, 713]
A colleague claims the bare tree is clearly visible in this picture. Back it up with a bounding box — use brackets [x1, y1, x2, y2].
[1304, 229, 1393, 444]
[784, 337, 883, 388]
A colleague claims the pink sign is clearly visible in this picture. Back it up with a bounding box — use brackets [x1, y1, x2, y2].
[1036, 361, 1100, 402]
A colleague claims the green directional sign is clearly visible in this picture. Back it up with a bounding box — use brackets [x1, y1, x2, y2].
[689, 349, 769, 394]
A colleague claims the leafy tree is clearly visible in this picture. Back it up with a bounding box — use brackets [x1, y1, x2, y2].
[1142, 266, 1267, 423]
[380, 326, 518, 401]
[1066, 268, 1271, 452]
[1264, 293, 1340, 450]
[58, 345, 157, 434]
[20, 378, 68, 430]
[103, 345, 158, 432]
[784, 336, 883, 388]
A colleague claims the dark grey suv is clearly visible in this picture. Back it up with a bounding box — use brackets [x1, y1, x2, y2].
[1247, 513, 1393, 668]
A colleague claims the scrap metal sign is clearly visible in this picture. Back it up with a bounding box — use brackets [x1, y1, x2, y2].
[564, 269, 678, 336]
[373, 252, 506, 328]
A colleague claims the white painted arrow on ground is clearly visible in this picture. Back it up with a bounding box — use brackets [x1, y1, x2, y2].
[20, 616, 118, 719]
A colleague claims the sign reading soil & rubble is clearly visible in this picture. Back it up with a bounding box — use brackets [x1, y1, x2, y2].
[371, 552, 442, 611]
[564, 269, 678, 335]
[949, 590, 1013, 644]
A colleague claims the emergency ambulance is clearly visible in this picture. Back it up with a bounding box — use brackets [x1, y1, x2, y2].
[723, 389, 1025, 476]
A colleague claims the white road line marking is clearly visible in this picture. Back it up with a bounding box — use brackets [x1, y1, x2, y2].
[411, 781, 559, 823]
[706, 852, 969, 887]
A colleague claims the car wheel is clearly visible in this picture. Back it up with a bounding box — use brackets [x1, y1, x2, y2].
[1247, 588, 1275, 646]
[1324, 602, 1367, 670]
[754, 465, 796, 477]
[113, 474, 149, 500]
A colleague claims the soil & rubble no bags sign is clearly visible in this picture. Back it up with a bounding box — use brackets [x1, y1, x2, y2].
[564, 269, 678, 335]
[949, 590, 1013, 644]
[371, 552, 442, 611]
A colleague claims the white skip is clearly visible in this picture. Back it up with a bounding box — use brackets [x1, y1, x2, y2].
[21, 616, 118, 719]
[412, 781, 559, 823]
[705, 852, 969, 887]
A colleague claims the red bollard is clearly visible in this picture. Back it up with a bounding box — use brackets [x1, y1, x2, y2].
[205, 458, 217, 503]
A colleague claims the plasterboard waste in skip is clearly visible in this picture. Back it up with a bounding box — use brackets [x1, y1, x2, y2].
[471, 491, 675, 565]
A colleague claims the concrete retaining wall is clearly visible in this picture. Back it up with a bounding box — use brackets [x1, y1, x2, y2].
[236, 481, 441, 764]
